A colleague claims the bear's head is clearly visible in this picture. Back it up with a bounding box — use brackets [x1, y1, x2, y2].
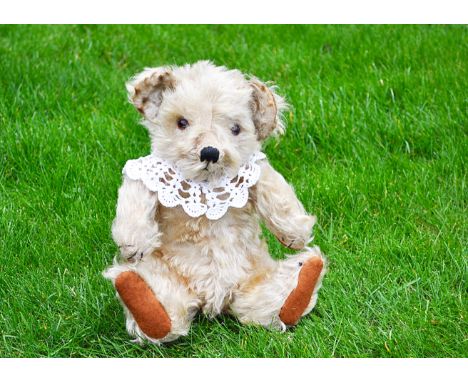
[126, 61, 286, 183]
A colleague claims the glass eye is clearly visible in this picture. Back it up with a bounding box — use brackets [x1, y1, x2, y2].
[177, 118, 189, 129]
[231, 124, 241, 136]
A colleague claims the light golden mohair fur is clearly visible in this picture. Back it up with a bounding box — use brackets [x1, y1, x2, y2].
[103, 61, 327, 344]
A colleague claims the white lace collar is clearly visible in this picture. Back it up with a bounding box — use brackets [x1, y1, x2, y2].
[122, 152, 266, 220]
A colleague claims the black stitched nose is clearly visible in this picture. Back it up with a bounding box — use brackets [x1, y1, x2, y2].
[200, 146, 220, 163]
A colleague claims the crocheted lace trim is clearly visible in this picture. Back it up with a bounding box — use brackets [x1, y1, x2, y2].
[123, 152, 266, 220]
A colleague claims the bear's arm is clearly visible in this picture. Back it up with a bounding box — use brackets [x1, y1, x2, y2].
[252, 161, 316, 250]
[111, 175, 161, 261]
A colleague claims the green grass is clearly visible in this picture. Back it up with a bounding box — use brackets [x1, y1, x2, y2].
[0, 25, 466, 357]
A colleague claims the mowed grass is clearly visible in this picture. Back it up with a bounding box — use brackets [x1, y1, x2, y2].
[0, 25, 466, 357]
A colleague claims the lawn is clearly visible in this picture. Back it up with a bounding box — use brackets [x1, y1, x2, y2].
[0, 25, 466, 357]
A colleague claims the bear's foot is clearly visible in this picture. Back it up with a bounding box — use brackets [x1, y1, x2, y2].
[279, 256, 324, 326]
[115, 271, 171, 339]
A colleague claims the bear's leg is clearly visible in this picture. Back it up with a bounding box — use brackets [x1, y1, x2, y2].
[230, 246, 326, 330]
[103, 254, 200, 344]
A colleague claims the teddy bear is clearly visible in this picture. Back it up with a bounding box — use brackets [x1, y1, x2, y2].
[103, 61, 327, 344]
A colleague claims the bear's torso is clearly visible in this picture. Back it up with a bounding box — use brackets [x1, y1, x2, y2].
[153, 196, 275, 315]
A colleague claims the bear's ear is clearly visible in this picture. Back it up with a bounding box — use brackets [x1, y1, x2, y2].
[249, 78, 287, 141]
[126, 67, 176, 121]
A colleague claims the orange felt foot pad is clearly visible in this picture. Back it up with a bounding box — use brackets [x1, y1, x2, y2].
[279, 257, 324, 326]
[115, 271, 171, 340]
